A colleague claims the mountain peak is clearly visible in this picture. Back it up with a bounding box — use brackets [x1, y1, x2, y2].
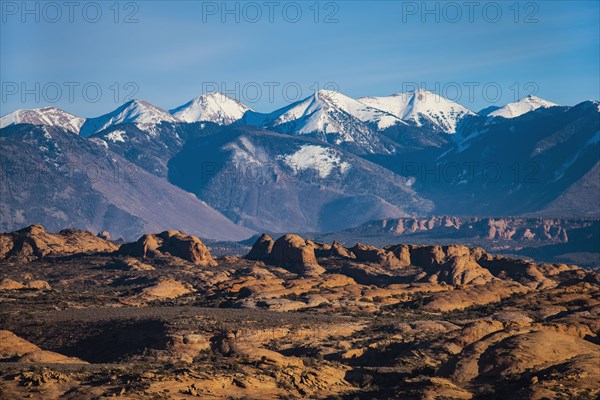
[359, 90, 474, 133]
[242, 90, 403, 154]
[0, 106, 84, 133]
[119, 98, 173, 115]
[488, 96, 558, 119]
[315, 88, 342, 98]
[170, 92, 252, 124]
[312, 89, 360, 108]
[523, 94, 554, 104]
[79, 99, 178, 137]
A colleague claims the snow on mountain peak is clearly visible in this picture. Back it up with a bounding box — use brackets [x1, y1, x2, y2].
[79, 99, 179, 137]
[253, 89, 403, 132]
[358, 89, 474, 133]
[110, 99, 179, 125]
[239, 89, 403, 154]
[0, 106, 84, 133]
[170, 92, 252, 125]
[279, 144, 351, 178]
[488, 95, 558, 119]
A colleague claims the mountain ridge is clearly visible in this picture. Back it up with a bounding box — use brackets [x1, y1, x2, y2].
[0, 107, 84, 133]
[488, 95, 559, 119]
[1, 90, 568, 141]
[79, 99, 180, 137]
[170, 92, 253, 125]
[359, 89, 475, 133]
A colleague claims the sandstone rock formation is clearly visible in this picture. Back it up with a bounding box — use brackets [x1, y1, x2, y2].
[0, 225, 117, 262]
[0, 330, 41, 359]
[431, 256, 494, 285]
[246, 234, 325, 276]
[24, 280, 51, 290]
[0, 278, 25, 290]
[410, 246, 495, 285]
[476, 254, 560, 289]
[244, 233, 578, 289]
[422, 281, 529, 312]
[350, 243, 407, 269]
[0, 330, 86, 364]
[245, 234, 274, 260]
[345, 243, 494, 285]
[353, 216, 584, 242]
[477, 330, 599, 379]
[114, 257, 156, 271]
[0, 278, 51, 290]
[141, 278, 194, 300]
[270, 234, 325, 276]
[331, 240, 356, 258]
[119, 230, 217, 266]
[447, 327, 600, 386]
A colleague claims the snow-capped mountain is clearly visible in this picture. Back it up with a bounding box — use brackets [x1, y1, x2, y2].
[0, 106, 84, 133]
[358, 89, 475, 133]
[488, 95, 558, 119]
[246, 89, 403, 131]
[170, 92, 252, 125]
[242, 89, 403, 154]
[79, 99, 179, 137]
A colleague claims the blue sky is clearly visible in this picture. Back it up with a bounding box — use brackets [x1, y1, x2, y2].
[1, 0, 599, 117]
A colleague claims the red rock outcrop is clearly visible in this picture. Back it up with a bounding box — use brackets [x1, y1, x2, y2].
[0, 225, 117, 261]
[0, 330, 41, 359]
[245, 234, 275, 260]
[249, 234, 325, 277]
[0, 330, 87, 364]
[141, 278, 195, 299]
[427, 256, 494, 286]
[475, 254, 574, 289]
[351, 217, 581, 242]
[349, 243, 407, 269]
[119, 230, 217, 266]
[0, 278, 25, 290]
[386, 245, 494, 285]
[331, 240, 355, 259]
